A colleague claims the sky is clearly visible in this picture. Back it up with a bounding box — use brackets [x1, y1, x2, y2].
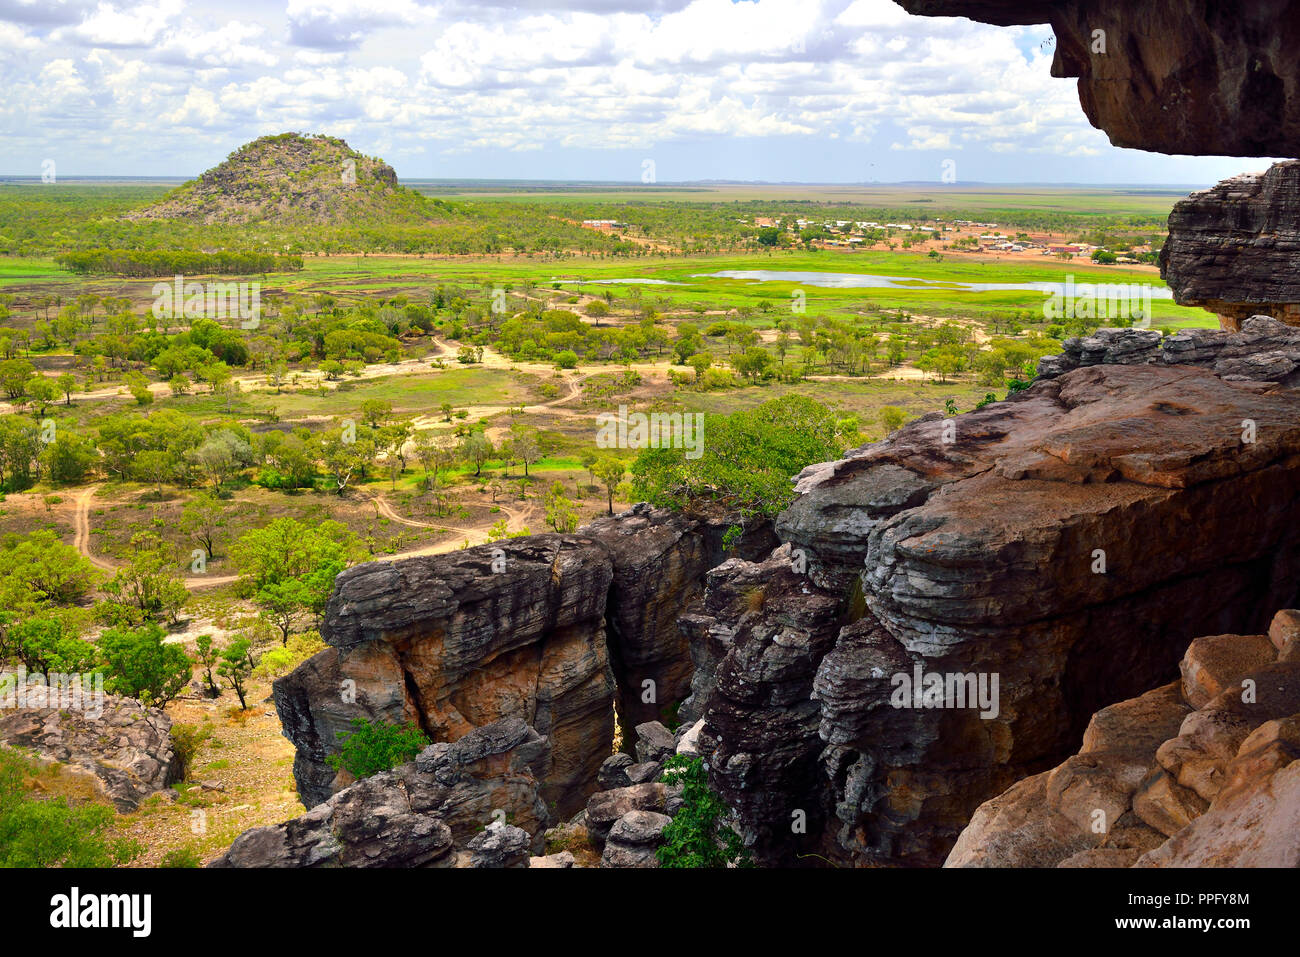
[0, 0, 1277, 184]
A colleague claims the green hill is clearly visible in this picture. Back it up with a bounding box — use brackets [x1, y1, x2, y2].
[126, 133, 438, 226]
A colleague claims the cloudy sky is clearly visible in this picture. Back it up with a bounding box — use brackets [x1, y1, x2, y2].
[0, 0, 1271, 184]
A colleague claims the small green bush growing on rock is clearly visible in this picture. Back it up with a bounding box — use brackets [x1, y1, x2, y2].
[656, 755, 752, 869]
[327, 719, 431, 780]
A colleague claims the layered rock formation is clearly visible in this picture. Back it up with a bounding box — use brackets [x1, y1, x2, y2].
[212, 718, 550, 867]
[1159, 164, 1300, 328]
[580, 505, 776, 739]
[946, 612, 1300, 867]
[0, 695, 181, 811]
[893, 1, 1300, 156]
[683, 330, 1300, 865]
[684, 544, 845, 864]
[1036, 316, 1300, 383]
[276, 534, 614, 818]
[274, 506, 771, 820]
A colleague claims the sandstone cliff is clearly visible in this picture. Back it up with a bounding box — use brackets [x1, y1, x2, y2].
[274, 506, 772, 820]
[946, 611, 1300, 867]
[690, 324, 1300, 864]
[1159, 163, 1300, 328]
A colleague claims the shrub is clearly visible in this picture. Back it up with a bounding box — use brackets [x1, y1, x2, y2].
[0, 749, 141, 867]
[253, 631, 326, 679]
[170, 721, 215, 779]
[656, 755, 751, 868]
[160, 845, 202, 868]
[327, 718, 431, 780]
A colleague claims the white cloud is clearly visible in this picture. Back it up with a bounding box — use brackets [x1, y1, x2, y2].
[57, 0, 182, 46]
[0, 0, 1230, 180]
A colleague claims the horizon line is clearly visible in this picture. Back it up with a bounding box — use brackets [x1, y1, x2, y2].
[0, 175, 1205, 190]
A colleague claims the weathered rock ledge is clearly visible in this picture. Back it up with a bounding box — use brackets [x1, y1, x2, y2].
[1036, 316, 1300, 382]
[892, 1, 1300, 157]
[1160, 164, 1300, 328]
[211, 718, 550, 867]
[274, 505, 772, 819]
[696, 331, 1300, 865]
[946, 611, 1300, 867]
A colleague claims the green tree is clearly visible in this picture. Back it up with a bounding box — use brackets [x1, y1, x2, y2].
[594, 459, 625, 516]
[508, 426, 542, 478]
[27, 376, 59, 415]
[230, 518, 361, 623]
[255, 577, 313, 644]
[360, 399, 392, 428]
[99, 622, 192, 708]
[41, 432, 97, 486]
[55, 372, 77, 406]
[878, 405, 907, 435]
[217, 636, 255, 709]
[180, 492, 227, 560]
[544, 481, 579, 532]
[194, 634, 222, 697]
[101, 533, 189, 625]
[459, 431, 493, 478]
[629, 395, 852, 517]
[0, 529, 97, 611]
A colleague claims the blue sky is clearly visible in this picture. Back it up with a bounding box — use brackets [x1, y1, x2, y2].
[0, 0, 1275, 185]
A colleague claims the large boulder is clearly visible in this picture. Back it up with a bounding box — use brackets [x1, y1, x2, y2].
[1160, 164, 1300, 329]
[211, 718, 550, 867]
[600, 810, 671, 868]
[275, 535, 614, 818]
[0, 694, 181, 812]
[769, 359, 1300, 865]
[584, 782, 668, 845]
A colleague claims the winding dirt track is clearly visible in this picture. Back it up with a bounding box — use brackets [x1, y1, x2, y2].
[71, 483, 541, 593]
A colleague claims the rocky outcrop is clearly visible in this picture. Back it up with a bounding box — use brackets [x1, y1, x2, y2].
[686, 544, 845, 864]
[129, 132, 414, 226]
[946, 612, 1300, 867]
[894, 1, 1300, 157]
[584, 782, 668, 846]
[1036, 317, 1300, 383]
[0, 695, 181, 811]
[600, 810, 671, 868]
[276, 534, 613, 818]
[710, 353, 1300, 866]
[582, 504, 776, 738]
[275, 507, 767, 820]
[1159, 164, 1300, 328]
[212, 718, 550, 867]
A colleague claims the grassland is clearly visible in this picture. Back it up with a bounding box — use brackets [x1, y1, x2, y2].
[0, 178, 1222, 865]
